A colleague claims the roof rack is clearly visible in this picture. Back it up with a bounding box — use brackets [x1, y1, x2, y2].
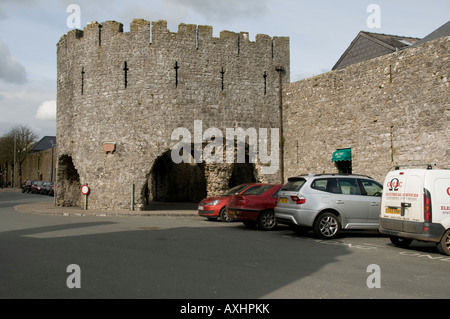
[394, 164, 436, 170]
[293, 173, 374, 179]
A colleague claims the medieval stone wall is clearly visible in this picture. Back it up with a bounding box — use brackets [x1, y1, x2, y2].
[283, 36, 449, 183]
[56, 19, 289, 210]
[21, 148, 57, 183]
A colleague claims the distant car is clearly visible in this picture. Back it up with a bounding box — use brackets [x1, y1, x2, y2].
[31, 181, 45, 194]
[48, 182, 54, 196]
[198, 184, 263, 221]
[227, 184, 283, 230]
[41, 182, 54, 195]
[21, 180, 33, 193]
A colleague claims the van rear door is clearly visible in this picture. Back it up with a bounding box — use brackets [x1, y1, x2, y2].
[402, 171, 425, 224]
[382, 170, 408, 220]
[381, 170, 425, 231]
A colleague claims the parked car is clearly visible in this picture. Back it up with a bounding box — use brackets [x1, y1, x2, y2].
[21, 180, 33, 193]
[198, 184, 263, 221]
[227, 184, 283, 230]
[41, 182, 54, 195]
[275, 174, 383, 239]
[48, 182, 55, 196]
[30, 181, 45, 194]
[379, 167, 450, 255]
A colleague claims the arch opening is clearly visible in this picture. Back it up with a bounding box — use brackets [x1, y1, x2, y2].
[143, 151, 207, 208]
[56, 155, 81, 207]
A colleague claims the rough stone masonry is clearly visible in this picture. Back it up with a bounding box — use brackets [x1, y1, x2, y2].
[56, 19, 289, 210]
[57, 19, 449, 211]
[283, 36, 449, 183]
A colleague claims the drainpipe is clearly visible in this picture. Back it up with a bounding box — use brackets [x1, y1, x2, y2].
[276, 66, 285, 183]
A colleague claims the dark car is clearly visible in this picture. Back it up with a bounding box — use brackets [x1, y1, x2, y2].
[21, 180, 33, 193]
[227, 184, 283, 230]
[31, 181, 45, 194]
[41, 182, 54, 195]
[48, 182, 54, 196]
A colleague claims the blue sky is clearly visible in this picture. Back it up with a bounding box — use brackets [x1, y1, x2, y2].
[0, 0, 448, 138]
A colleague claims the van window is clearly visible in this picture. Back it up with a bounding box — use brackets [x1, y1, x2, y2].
[338, 178, 361, 195]
[281, 178, 306, 192]
[359, 179, 383, 197]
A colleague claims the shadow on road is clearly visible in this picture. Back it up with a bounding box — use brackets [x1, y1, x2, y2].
[0, 219, 351, 299]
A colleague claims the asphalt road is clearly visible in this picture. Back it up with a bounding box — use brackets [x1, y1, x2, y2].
[1, 190, 449, 300]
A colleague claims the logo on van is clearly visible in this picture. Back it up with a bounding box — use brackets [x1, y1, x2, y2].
[387, 178, 402, 192]
[447, 187, 450, 196]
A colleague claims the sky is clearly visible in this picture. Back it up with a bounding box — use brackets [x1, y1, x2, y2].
[0, 0, 448, 139]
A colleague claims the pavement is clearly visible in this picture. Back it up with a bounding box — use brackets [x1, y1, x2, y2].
[2, 188, 199, 217]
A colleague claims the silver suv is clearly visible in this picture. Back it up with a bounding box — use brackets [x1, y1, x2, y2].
[275, 174, 383, 239]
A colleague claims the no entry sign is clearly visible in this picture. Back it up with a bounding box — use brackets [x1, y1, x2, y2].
[81, 184, 90, 195]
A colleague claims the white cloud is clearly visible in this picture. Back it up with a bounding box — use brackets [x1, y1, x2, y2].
[36, 100, 56, 120]
[0, 39, 27, 84]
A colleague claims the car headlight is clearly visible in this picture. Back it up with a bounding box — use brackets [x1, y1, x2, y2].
[209, 200, 221, 206]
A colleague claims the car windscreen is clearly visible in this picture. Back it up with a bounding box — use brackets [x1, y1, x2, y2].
[243, 184, 274, 195]
[223, 184, 250, 196]
[281, 178, 306, 192]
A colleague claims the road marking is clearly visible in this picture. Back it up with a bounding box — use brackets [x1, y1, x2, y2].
[282, 234, 449, 263]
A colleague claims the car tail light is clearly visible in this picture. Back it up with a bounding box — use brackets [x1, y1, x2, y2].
[290, 195, 306, 205]
[424, 188, 432, 223]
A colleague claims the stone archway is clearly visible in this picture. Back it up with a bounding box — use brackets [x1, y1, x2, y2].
[228, 162, 257, 188]
[143, 151, 207, 207]
[56, 155, 81, 207]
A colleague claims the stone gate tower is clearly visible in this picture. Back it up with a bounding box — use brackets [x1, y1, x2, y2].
[56, 19, 289, 210]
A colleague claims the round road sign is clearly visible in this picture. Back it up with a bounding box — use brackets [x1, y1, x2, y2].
[81, 184, 90, 195]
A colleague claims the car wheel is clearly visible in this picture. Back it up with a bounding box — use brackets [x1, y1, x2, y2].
[389, 236, 412, 248]
[313, 212, 340, 239]
[437, 230, 450, 256]
[219, 207, 232, 222]
[258, 210, 277, 231]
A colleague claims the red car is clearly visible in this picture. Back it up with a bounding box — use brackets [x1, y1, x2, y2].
[227, 184, 283, 230]
[198, 184, 263, 221]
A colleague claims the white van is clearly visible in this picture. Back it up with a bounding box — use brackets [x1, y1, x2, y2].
[379, 167, 450, 255]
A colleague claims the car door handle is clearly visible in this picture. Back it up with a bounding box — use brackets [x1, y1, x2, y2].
[335, 200, 344, 204]
[370, 202, 379, 206]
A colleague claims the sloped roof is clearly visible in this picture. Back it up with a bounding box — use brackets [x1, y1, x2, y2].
[362, 32, 421, 49]
[412, 20, 450, 47]
[332, 31, 421, 70]
[30, 136, 56, 152]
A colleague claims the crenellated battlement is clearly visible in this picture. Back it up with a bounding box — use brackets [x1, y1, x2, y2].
[58, 19, 289, 59]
